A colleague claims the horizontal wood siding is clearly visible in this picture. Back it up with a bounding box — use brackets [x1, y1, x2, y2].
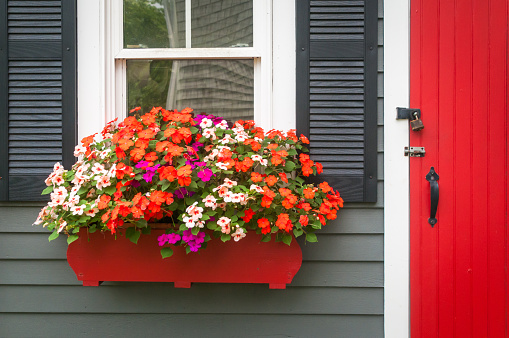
[0, 0, 384, 336]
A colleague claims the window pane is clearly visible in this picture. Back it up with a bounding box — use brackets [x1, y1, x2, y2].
[191, 0, 253, 48]
[127, 59, 254, 122]
[124, 0, 185, 48]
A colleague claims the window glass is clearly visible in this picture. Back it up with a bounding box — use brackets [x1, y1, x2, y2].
[127, 59, 254, 122]
[124, 0, 252, 48]
[124, 0, 186, 48]
[191, 0, 253, 48]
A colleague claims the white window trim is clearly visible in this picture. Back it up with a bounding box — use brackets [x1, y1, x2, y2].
[384, 0, 411, 337]
[78, 0, 295, 140]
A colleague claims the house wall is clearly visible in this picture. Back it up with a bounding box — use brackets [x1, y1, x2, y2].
[0, 1, 385, 336]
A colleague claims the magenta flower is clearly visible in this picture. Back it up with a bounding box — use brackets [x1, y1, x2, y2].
[197, 168, 214, 182]
[157, 233, 182, 246]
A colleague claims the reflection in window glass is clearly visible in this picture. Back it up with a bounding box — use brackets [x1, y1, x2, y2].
[124, 0, 185, 48]
[127, 59, 254, 122]
[191, 0, 253, 48]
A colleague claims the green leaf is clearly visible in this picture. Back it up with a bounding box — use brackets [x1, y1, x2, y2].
[161, 180, 171, 191]
[206, 222, 218, 230]
[185, 246, 191, 254]
[135, 219, 148, 228]
[102, 185, 116, 195]
[306, 232, 318, 243]
[48, 231, 59, 242]
[141, 227, 151, 235]
[191, 227, 199, 235]
[261, 234, 272, 242]
[285, 161, 296, 172]
[160, 247, 173, 259]
[221, 234, 231, 242]
[41, 186, 54, 195]
[67, 235, 79, 245]
[287, 148, 297, 156]
[125, 227, 141, 244]
[293, 228, 304, 237]
[282, 234, 292, 246]
[236, 145, 244, 153]
[190, 126, 199, 134]
[88, 226, 97, 233]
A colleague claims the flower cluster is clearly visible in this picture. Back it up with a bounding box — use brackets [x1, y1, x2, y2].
[35, 107, 343, 257]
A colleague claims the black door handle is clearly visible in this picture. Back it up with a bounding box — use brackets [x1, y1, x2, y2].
[425, 167, 439, 226]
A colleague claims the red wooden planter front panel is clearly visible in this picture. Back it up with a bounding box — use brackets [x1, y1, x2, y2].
[67, 229, 302, 289]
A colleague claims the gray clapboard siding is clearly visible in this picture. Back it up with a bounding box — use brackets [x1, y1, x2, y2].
[0, 260, 383, 287]
[0, 233, 383, 262]
[0, 314, 383, 338]
[0, 285, 383, 314]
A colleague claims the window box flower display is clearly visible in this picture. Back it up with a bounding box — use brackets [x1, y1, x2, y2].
[35, 107, 343, 288]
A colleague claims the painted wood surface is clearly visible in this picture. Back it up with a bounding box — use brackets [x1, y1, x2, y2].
[66, 229, 302, 289]
[410, 0, 508, 336]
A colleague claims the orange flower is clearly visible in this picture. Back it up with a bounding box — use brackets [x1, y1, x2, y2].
[157, 166, 177, 182]
[118, 138, 134, 151]
[303, 188, 315, 199]
[242, 208, 256, 223]
[299, 215, 309, 226]
[244, 139, 261, 151]
[130, 147, 145, 162]
[97, 195, 111, 210]
[145, 151, 158, 162]
[316, 162, 323, 174]
[271, 155, 283, 166]
[156, 141, 169, 153]
[302, 165, 314, 177]
[278, 172, 289, 183]
[267, 143, 279, 150]
[300, 134, 310, 144]
[138, 128, 156, 139]
[81, 134, 96, 147]
[135, 138, 150, 150]
[279, 188, 291, 197]
[149, 190, 166, 205]
[140, 113, 156, 126]
[257, 218, 271, 234]
[275, 213, 293, 232]
[251, 172, 263, 183]
[265, 175, 278, 187]
[319, 182, 332, 193]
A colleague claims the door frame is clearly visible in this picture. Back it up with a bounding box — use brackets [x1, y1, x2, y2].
[384, 0, 411, 337]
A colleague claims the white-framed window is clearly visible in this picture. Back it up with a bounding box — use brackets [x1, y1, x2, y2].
[77, 0, 295, 139]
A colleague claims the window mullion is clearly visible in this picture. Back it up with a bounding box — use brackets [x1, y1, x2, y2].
[185, 0, 191, 48]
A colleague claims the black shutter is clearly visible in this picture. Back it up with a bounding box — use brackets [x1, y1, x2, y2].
[296, 0, 377, 202]
[0, 0, 76, 201]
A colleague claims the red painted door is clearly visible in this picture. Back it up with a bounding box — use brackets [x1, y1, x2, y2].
[410, 0, 509, 337]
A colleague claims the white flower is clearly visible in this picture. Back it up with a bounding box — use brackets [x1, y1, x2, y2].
[108, 163, 117, 178]
[234, 133, 248, 142]
[232, 227, 246, 241]
[96, 175, 111, 190]
[57, 220, 67, 233]
[223, 191, 233, 203]
[99, 148, 111, 159]
[70, 185, 81, 197]
[67, 194, 80, 206]
[220, 134, 236, 144]
[74, 145, 86, 158]
[250, 184, 264, 193]
[92, 163, 107, 176]
[259, 158, 268, 166]
[202, 128, 217, 139]
[223, 178, 237, 188]
[200, 118, 213, 128]
[53, 162, 64, 174]
[186, 202, 203, 220]
[216, 120, 228, 130]
[71, 173, 88, 186]
[196, 221, 205, 228]
[217, 216, 231, 234]
[183, 216, 196, 228]
[202, 195, 217, 209]
[85, 206, 99, 217]
[215, 162, 228, 170]
[71, 204, 85, 216]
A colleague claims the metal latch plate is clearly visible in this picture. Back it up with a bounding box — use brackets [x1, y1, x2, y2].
[404, 146, 425, 157]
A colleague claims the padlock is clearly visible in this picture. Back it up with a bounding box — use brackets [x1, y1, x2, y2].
[410, 112, 424, 131]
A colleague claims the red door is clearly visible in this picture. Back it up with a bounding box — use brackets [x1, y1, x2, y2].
[410, 0, 509, 337]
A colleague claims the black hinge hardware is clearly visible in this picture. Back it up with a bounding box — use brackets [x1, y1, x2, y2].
[404, 146, 426, 157]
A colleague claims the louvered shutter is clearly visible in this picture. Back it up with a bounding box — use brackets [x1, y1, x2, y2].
[296, 0, 377, 202]
[0, 0, 76, 201]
